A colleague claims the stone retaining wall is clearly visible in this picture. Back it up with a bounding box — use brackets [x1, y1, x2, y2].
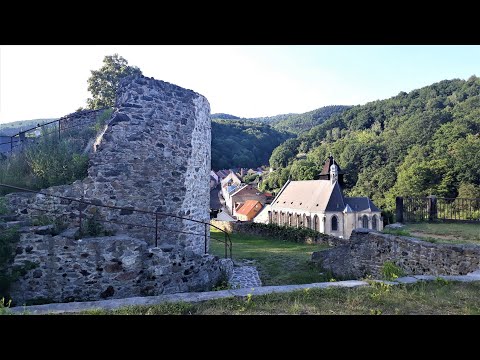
[312, 229, 480, 278]
[9, 231, 232, 306]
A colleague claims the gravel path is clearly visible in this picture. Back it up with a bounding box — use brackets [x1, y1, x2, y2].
[229, 266, 262, 289]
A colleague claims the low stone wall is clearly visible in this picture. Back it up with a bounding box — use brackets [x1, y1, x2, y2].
[231, 222, 346, 246]
[8, 231, 233, 306]
[312, 229, 480, 278]
[210, 219, 235, 233]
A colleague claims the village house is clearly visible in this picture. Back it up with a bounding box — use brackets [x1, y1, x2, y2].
[215, 169, 230, 184]
[220, 171, 242, 202]
[227, 184, 267, 216]
[235, 200, 263, 221]
[257, 156, 383, 239]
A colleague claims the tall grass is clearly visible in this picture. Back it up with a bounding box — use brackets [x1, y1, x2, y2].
[0, 110, 112, 195]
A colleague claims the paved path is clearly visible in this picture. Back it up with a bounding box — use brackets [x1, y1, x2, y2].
[210, 184, 222, 210]
[229, 266, 262, 289]
[9, 270, 480, 315]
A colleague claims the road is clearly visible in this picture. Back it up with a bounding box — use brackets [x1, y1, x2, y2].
[210, 183, 223, 210]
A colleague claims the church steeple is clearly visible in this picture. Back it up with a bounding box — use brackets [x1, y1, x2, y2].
[318, 154, 344, 185]
[330, 160, 338, 184]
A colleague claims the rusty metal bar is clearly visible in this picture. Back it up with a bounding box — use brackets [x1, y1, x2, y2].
[204, 223, 208, 254]
[155, 213, 158, 247]
[0, 183, 233, 258]
[79, 205, 83, 238]
[224, 232, 227, 259]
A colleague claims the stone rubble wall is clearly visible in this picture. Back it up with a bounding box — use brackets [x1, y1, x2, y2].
[312, 229, 480, 278]
[3, 75, 222, 304]
[6, 75, 211, 254]
[84, 75, 211, 254]
[9, 231, 233, 306]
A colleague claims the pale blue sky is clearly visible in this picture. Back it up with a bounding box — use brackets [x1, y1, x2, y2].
[1, 45, 479, 123]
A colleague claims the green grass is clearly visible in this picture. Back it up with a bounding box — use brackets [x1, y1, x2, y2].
[401, 222, 480, 245]
[77, 281, 480, 315]
[209, 228, 331, 285]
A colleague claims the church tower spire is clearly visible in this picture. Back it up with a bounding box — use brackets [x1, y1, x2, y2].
[330, 157, 338, 184]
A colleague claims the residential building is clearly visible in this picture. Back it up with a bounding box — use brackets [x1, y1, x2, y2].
[236, 200, 263, 221]
[227, 184, 267, 216]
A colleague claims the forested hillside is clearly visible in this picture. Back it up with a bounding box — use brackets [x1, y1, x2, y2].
[211, 120, 293, 170]
[262, 76, 480, 216]
[211, 105, 350, 135]
[270, 105, 351, 134]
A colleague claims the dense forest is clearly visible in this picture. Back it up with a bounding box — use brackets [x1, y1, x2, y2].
[212, 105, 350, 135]
[261, 76, 480, 217]
[211, 119, 292, 170]
[209, 106, 350, 169]
[269, 105, 350, 134]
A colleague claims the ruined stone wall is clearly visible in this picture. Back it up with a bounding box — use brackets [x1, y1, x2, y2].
[83, 76, 211, 254]
[312, 229, 480, 278]
[3, 75, 224, 304]
[7, 75, 211, 254]
[9, 229, 232, 306]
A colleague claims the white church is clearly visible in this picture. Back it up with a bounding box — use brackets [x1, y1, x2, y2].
[256, 156, 383, 239]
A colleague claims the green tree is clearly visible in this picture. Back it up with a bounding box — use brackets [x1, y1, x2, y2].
[457, 182, 480, 199]
[289, 160, 318, 180]
[87, 54, 142, 109]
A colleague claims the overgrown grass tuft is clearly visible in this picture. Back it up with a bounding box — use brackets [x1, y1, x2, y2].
[76, 281, 480, 315]
[0, 110, 112, 195]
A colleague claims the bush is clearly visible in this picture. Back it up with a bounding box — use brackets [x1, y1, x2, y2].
[381, 261, 405, 281]
[234, 222, 337, 244]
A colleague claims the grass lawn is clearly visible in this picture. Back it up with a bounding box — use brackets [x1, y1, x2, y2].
[390, 222, 480, 245]
[79, 281, 480, 315]
[209, 227, 331, 285]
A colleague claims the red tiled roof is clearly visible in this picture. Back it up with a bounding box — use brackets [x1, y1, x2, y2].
[236, 200, 263, 216]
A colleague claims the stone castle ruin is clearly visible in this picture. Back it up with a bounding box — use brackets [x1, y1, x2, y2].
[4, 75, 232, 305]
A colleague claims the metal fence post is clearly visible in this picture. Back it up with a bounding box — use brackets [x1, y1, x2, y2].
[427, 195, 437, 222]
[395, 196, 404, 223]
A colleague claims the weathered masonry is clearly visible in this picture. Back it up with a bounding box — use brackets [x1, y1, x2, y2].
[4, 75, 232, 305]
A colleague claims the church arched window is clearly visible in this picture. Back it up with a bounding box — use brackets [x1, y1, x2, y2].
[362, 214, 369, 228]
[331, 215, 338, 231]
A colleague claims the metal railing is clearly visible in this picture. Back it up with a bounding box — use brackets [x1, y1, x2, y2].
[397, 196, 480, 223]
[0, 183, 232, 258]
[0, 108, 108, 153]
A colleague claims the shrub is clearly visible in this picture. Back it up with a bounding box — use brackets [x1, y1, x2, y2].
[234, 222, 336, 244]
[0, 297, 12, 315]
[381, 261, 405, 281]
